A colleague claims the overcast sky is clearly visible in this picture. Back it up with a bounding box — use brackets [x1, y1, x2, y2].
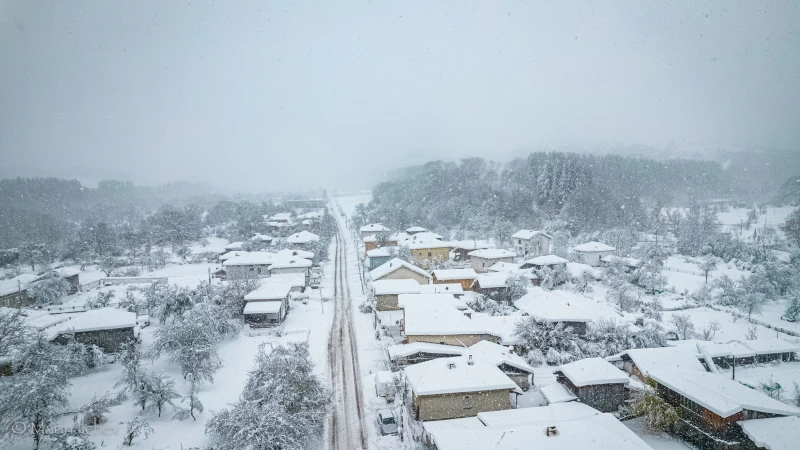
[1, 1, 798, 192]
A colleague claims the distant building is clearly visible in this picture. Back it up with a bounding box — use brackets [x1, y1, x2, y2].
[370, 258, 432, 285]
[431, 268, 478, 291]
[406, 226, 427, 235]
[467, 248, 516, 273]
[52, 308, 137, 354]
[573, 241, 616, 267]
[511, 230, 552, 258]
[366, 247, 394, 271]
[519, 254, 569, 270]
[360, 223, 390, 239]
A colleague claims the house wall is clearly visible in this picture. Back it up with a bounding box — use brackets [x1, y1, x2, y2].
[578, 251, 613, 267]
[470, 256, 514, 273]
[226, 264, 271, 277]
[373, 267, 430, 285]
[515, 236, 550, 258]
[578, 384, 626, 413]
[270, 267, 310, 284]
[413, 389, 511, 421]
[410, 247, 450, 265]
[1, 290, 33, 309]
[55, 327, 136, 354]
[432, 276, 476, 291]
[376, 294, 400, 311]
[406, 333, 499, 347]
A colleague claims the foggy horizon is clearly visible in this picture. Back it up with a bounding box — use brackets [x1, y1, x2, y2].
[2, 1, 799, 193]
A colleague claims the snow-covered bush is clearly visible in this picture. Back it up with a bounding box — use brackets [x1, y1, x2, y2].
[205, 343, 329, 450]
[629, 382, 679, 432]
[121, 416, 153, 446]
[606, 284, 640, 313]
[514, 316, 583, 365]
[28, 270, 70, 305]
[467, 293, 515, 316]
[784, 295, 800, 322]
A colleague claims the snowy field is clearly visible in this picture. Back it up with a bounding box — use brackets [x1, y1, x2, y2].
[8, 252, 336, 450]
[717, 206, 795, 241]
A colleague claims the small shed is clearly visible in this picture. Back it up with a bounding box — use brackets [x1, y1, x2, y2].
[431, 268, 478, 291]
[555, 357, 629, 412]
[243, 301, 285, 327]
[53, 308, 137, 353]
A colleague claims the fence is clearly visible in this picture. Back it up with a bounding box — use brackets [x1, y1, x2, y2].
[79, 277, 169, 292]
[706, 304, 800, 338]
[663, 266, 704, 277]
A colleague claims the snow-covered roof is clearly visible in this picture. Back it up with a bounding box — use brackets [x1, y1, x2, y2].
[219, 250, 249, 261]
[696, 341, 756, 359]
[56, 308, 136, 334]
[244, 282, 293, 301]
[408, 231, 444, 241]
[649, 367, 800, 418]
[360, 223, 390, 233]
[268, 212, 292, 221]
[269, 256, 312, 269]
[406, 226, 427, 233]
[224, 241, 244, 251]
[558, 357, 630, 387]
[57, 267, 81, 278]
[467, 314, 522, 345]
[404, 356, 518, 396]
[540, 383, 578, 404]
[276, 248, 314, 260]
[522, 254, 569, 266]
[486, 261, 523, 273]
[467, 248, 515, 259]
[619, 347, 707, 378]
[268, 273, 307, 288]
[366, 247, 394, 257]
[0, 273, 39, 296]
[566, 262, 602, 279]
[407, 237, 450, 250]
[738, 416, 800, 450]
[600, 255, 640, 267]
[432, 268, 477, 281]
[387, 342, 466, 359]
[451, 240, 494, 251]
[402, 302, 485, 336]
[514, 288, 630, 324]
[243, 301, 283, 314]
[573, 241, 616, 253]
[287, 230, 320, 244]
[223, 252, 274, 266]
[511, 229, 552, 240]
[373, 279, 421, 295]
[469, 340, 534, 373]
[429, 415, 651, 450]
[743, 339, 798, 355]
[398, 293, 467, 311]
[419, 283, 464, 295]
[369, 258, 431, 281]
[472, 272, 510, 289]
[475, 402, 600, 428]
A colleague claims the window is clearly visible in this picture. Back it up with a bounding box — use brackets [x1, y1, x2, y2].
[463, 395, 473, 409]
[427, 251, 432, 257]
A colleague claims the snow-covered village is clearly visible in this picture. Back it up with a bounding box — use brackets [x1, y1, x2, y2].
[3, 2, 800, 450]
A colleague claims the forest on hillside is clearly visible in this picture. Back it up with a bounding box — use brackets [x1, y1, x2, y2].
[353, 151, 796, 243]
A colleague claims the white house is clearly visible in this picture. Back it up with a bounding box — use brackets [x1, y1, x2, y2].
[573, 241, 616, 266]
[360, 223, 390, 238]
[467, 249, 516, 273]
[287, 230, 320, 246]
[511, 230, 552, 258]
[222, 252, 274, 276]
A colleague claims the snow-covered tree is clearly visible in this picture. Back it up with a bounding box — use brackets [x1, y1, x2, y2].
[632, 321, 668, 349]
[121, 416, 153, 446]
[780, 208, 800, 247]
[699, 256, 719, 284]
[148, 307, 224, 383]
[503, 273, 530, 302]
[0, 307, 28, 360]
[513, 316, 583, 365]
[537, 265, 571, 290]
[606, 284, 639, 313]
[582, 319, 637, 358]
[222, 270, 260, 314]
[641, 298, 663, 321]
[677, 205, 720, 256]
[670, 313, 695, 340]
[46, 416, 96, 450]
[174, 376, 204, 421]
[145, 373, 180, 417]
[205, 343, 330, 450]
[699, 320, 722, 340]
[691, 284, 713, 307]
[28, 270, 71, 305]
[784, 294, 800, 322]
[466, 293, 515, 316]
[629, 382, 679, 432]
[0, 335, 86, 450]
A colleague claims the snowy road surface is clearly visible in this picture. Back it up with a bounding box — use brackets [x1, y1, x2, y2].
[328, 206, 369, 450]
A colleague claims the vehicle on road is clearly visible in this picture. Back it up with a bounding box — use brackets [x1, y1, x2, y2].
[377, 409, 398, 436]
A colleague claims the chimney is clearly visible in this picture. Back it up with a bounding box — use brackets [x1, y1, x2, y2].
[468, 355, 474, 365]
[546, 426, 558, 437]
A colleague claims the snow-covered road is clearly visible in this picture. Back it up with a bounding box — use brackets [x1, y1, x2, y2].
[327, 204, 369, 450]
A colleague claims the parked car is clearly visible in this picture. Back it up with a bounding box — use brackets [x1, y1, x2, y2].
[377, 409, 398, 436]
[375, 371, 395, 402]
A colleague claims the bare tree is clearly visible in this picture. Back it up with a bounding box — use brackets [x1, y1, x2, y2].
[670, 313, 695, 340]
